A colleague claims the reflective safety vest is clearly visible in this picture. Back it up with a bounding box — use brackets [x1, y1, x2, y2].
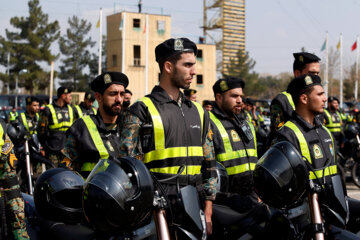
[323, 109, 342, 133]
[209, 111, 257, 176]
[0, 124, 4, 153]
[20, 112, 39, 135]
[47, 104, 74, 131]
[140, 97, 204, 176]
[283, 121, 337, 180]
[281, 91, 295, 110]
[75, 105, 97, 118]
[80, 116, 109, 172]
[9, 112, 18, 121]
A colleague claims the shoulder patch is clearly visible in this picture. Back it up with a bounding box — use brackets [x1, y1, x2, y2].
[1, 139, 13, 155]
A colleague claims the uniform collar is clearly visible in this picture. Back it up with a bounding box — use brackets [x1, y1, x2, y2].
[52, 101, 68, 109]
[150, 86, 192, 107]
[93, 112, 120, 132]
[292, 112, 322, 130]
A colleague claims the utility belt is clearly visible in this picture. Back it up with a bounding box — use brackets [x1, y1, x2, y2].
[0, 175, 19, 190]
[153, 172, 202, 186]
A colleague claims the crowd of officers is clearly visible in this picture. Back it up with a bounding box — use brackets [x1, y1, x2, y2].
[0, 37, 357, 239]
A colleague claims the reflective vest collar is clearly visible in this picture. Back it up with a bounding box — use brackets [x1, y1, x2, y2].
[323, 109, 342, 130]
[75, 105, 83, 118]
[47, 104, 74, 130]
[20, 112, 39, 134]
[140, 96, 204, 175]
[149, 86, 193, 107]
[281, 91, 295, 110]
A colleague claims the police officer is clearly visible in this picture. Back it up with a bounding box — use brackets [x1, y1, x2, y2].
[210, 77, 268, 221]
[18, 96, 40, 136]
[275, 74, 337, 182]
[323, 96, 345, 152]
[0, 119, 29, 239]
[39, 87, 73, 166]
[270, 52, 321, 134]
[202, 100, 213, 111]
[62, 72, 127, 177]
[73, 91, 97, 120]
[184, 88, 197, 101]
[119, 38, 217, 235]
[8, 107, 19, 124]
[122, 89, 133, 110]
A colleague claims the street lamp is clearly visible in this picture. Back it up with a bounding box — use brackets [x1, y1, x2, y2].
[15, 69, 28, 108]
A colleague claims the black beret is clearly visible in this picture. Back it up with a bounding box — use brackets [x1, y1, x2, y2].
[155, 38, 198, 63]
[213, 77, 245, 95]
[245, 98, 255, 106]
[202, 100, 213, 106]
[84, 91, 95, 101]
[91, 72, 129, 93]
[184, 89, 197, 97]
[293, 52, 321, 64]
[26, 96, 40, 105]
[328, 96, 339, 104]
[287, 74, 322, 99]
[57, 86, 72, 97]
[125, 89, 133, 95]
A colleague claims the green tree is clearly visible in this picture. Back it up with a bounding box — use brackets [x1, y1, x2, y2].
[58, 16, 95, 91]
[0, 0, 60, 93]
[223, 50, 260, 96]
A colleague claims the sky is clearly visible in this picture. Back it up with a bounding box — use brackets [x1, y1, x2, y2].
[1, 0, 360, 76]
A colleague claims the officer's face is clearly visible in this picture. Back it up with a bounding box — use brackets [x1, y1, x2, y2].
[124, 93, 132, 102]
[189, 93, 197, 101]
[295, 62, 320, 77]
[29, 101, 40, 114]
[100, 84, 125, 116]
[306, 85, 326, 115]
[170, 52, 196, 89]
[84, 98, 94, 109]
[329, 100, 339, 111]
[63, 93, 72, 104]
[216, 88, 243, 116]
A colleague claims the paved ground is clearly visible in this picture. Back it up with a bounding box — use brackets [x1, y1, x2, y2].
[347, 182, 360, 200]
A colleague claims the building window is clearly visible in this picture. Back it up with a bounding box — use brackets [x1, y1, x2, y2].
[133, 45, 141, 66]
[112, 54, 117, 67]
[133, 18, 140, 28]
[197, 49, 203, 62]
[157, 20, 165, 35]
[197, 74, 203, 85]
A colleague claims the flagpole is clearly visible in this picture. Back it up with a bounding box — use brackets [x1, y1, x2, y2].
[145, 14, 149, 95]
[356, 35, 359, 101]
[98, 8, 103, 75]
[325, 31, 329, 99]
[340, 33, 343, 108]
[121, 12, 126, 74]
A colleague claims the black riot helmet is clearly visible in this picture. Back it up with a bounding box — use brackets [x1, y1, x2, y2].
[83, 157, 154, 234]
[253, 141, 309, 208]
[344, 122, 359, 139]
[7, 123, 25, 146]
[34, 168, 85, 224]
[215, 162, 229, 194]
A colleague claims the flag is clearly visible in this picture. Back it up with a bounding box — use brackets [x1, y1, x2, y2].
[352, 41, 357, 51]
[96, 18, 100, 28]
[320, 39, 326, 51]
[119, 18, 124, 31]
[337, 40, 341, 50]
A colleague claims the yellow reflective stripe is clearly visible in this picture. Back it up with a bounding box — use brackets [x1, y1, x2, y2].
[81, 162, 97, 172]
[216, 149, 257, 162]
[309, 165, 338, 179]
[9, 112, 18, 121]
[209, 112, 233, 153]
[248, 120, 257, 152]
[75, 105, 83, 118]
[141, 97, 165, 150]
[281, 91, 295, 110]
[246, 111, 252, 122]
[92, 108, 97, 115]
[143, 146, 203, 163]
[284, 121, 312, 164]
[82, 116, 109, 159]
[0, 124, 4, 153]
[20, 112, 29, 132]
[324, 110, 341, 132]
[192, 101, 204, 137]
[48, 104, 74, 130]
[150, 165, 201, 175]
[226, 163, 256, 175]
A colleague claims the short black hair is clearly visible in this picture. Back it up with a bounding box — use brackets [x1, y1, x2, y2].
[125, 89, 133, 95]
[158, 52, 183, 74]
[292, 86, 315, 106]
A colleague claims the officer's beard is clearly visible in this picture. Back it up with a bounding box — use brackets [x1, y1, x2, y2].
[103, 102, 122, 116]
[171, 68, 190, 90]
[122, 101, 130, 108]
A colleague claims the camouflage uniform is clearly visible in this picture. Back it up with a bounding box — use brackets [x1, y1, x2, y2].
[0, 121, 29, 240]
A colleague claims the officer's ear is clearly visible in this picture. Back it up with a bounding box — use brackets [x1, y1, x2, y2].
[94, 92, 102, 103]
[163, 61, 174, 74]
[299, 93, 308, 105]
[294, 70, 301, 78]
[215, 93, 223, 104]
